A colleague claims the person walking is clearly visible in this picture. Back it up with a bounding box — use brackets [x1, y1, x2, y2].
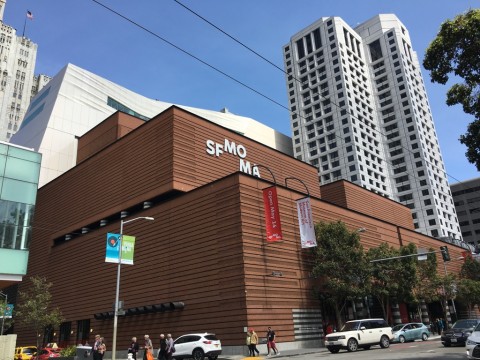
[97, 337, 106, 360]
[158, 334, 167, 360]
[166, 334, 175, 360]
[143, 335, 153, 360]
[246, 330, 253, 357]
[266, 327, 279, 357]
[128, 337, 139, 360]
[92, 335, 102, 360]
[249, 329, 259, 357]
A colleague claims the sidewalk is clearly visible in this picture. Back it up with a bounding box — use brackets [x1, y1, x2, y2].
[222, 335, 442, 359]
[222, 347, 326, 360]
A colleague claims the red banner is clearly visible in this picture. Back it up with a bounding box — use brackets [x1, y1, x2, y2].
[262, 186, 283, 242]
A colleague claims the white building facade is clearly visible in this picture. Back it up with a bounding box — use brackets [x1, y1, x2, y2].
[283, 14, 461, 241]
[0, 0, 38, 142]
[11, 63, 293, 187]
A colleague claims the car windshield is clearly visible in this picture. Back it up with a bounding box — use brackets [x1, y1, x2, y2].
[341, 321, 360, 331]
[453, 320, 478, 329]
[392, 324, 404, 331]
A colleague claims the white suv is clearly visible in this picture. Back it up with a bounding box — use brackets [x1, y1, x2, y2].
[173, 333, 221, 360]
[325, 318, 393, 353]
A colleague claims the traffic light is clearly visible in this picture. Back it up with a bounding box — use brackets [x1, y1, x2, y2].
[440, 246, 450, 261]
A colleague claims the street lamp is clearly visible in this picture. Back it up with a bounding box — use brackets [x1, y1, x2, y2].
[111, 216, 154, 360]
[0, 291, 6, 335]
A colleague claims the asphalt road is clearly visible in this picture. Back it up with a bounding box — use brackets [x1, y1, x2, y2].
[219, 339, 469, 360]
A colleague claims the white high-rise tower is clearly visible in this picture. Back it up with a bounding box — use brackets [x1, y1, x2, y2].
[283, 14, 461, 241]
[0, 0, 38, 142]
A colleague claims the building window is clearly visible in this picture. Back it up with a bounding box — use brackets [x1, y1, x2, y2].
[368, 39, 383, 61]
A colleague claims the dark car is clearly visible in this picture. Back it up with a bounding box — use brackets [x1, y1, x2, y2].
[441, 319, 480, 347]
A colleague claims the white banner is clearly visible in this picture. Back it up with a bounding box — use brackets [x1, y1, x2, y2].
[296, 197, 317, 248]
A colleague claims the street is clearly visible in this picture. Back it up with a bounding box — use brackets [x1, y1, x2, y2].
[220, 339, 469, 360]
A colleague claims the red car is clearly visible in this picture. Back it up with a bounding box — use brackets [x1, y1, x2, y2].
[32, 348, 62, 360]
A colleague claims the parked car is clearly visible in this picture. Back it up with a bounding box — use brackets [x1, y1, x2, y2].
[15, 347, 37, 360]
[32, 348, 62, 360]
[173, 333, 221, 360]
[441, 319, 480, 347]
[466, 322, 480, 359]
[391, 322, 430, 343]
[324, 318, 393, 353]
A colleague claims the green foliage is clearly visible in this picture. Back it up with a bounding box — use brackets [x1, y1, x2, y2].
[366, 243, 418, 319]
[423, 9, 480, 170]
[16, 276, 64, 349]
[456, 278, 480, 318]
[60, 346, 77, 357]
[460, 256, 480, 281]
[413, 248, 439, 304]
[312, 221, 369, 326]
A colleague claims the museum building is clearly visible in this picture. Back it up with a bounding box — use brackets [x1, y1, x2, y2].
[15, 106, 465, 353]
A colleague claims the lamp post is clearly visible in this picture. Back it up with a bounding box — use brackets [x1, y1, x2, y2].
[0, 291, 6, 335]
[111, 216, 154, 360]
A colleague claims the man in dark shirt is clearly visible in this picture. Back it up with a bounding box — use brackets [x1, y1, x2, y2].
[266, 327, 279, 357]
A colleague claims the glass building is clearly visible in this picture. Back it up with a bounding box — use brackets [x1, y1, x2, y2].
[0, 141, 41, 287]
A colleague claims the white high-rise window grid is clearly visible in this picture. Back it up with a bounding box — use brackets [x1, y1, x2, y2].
[284, 14, 461, 241]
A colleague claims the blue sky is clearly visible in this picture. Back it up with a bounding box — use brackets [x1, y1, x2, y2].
[5, 0, 479, 183]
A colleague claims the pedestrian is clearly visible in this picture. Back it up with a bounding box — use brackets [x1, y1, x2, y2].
[436, 318, 444, 334]
[158, 334, 167, 360]
[246, 330, 253, 356]
[166, 334, 175, 360]
[266, 327, 279, 357]
[128, 336, 139, 360]
[249, 329, 259, 357]
[97, 337, 106, 360]
[143, 335, 153, 360]
[429, 322, 435, 335]
[92, 335, 102, 360]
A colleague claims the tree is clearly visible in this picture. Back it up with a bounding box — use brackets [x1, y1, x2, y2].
[460, 256, 480, 281]
[456, 278, 480, 318]
[423, 9, 480, 170]
[366, 243, 417, 320]
[412, 248, 440, 318]
[311, 221, 369, 328]
[15, 276, 63, 349]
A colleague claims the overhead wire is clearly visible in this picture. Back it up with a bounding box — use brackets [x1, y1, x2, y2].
[171, 0, 468, 239]
[88, 0, 466, 241]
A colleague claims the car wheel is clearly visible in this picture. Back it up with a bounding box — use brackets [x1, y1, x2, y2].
[327, 346, 340, 354]
[421, 333, 428, 341]
[346, 338, 358, 352]
[362, 345, 371, 350]
[192, 348, 204, 360]
[380, 335, 390, 348]
[399, 335, 406, 343]
[443, 342, 451, 347]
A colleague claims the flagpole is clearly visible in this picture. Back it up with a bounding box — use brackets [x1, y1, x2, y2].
[22, 17, 27, 37]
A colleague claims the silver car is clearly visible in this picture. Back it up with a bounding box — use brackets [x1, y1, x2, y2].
[466, 322, 480, 359]
[391, 323, 430, 343]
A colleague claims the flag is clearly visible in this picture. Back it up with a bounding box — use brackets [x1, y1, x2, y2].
[26, 11, 33, 20]
[262, 186, 283, 242]
[296, 197, 317, 248]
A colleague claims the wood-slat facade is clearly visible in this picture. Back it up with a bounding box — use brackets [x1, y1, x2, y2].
[15, 106, 467, 354]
